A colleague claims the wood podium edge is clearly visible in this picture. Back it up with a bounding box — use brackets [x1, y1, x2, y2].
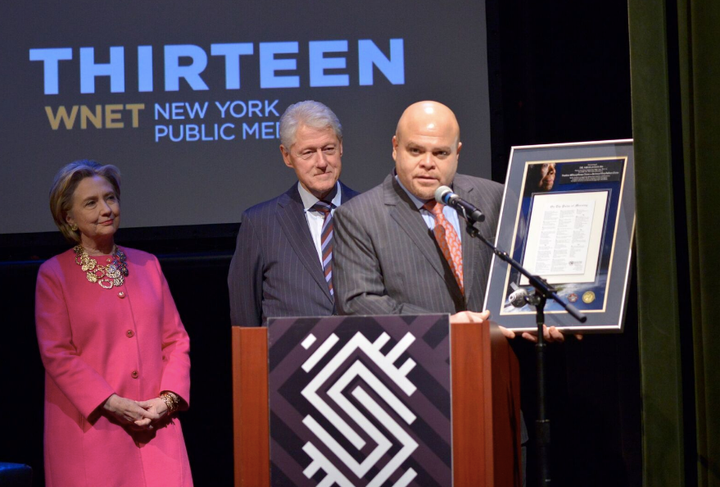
[451, 321, 494, 486]
[451, 320, 521, 487]
[232, 326, 270, 487]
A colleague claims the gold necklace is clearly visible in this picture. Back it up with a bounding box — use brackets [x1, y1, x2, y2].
[73, 245, 129, 289]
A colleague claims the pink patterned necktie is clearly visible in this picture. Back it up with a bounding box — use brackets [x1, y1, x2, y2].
[423, 200, 464, 295]
[311, 201, 335, 297]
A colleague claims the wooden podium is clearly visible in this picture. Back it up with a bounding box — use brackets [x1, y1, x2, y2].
[232, 319, 521, 486]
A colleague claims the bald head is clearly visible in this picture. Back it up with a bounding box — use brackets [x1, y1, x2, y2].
[395, 101, 460, 147]
[392, 101, 462, 200]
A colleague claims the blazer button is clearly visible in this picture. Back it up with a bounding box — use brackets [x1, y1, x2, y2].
[126, 330, 134, 338]
[118, 291, 126, 299]
[131, 370, 139, 379]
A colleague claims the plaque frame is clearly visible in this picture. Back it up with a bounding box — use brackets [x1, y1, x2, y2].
[482, 139, 635, 332]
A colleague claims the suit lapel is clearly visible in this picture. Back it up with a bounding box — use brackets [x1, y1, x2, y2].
[275, 185, 333, 303]
[384, 175, 449, 283]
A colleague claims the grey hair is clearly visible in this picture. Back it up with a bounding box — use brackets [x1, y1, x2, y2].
[279, 100, 342, 148]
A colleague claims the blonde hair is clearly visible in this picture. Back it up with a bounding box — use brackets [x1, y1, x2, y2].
[49, 160, 121, 243]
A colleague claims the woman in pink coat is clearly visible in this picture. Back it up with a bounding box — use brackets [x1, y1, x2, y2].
[35, 160, 193, 486]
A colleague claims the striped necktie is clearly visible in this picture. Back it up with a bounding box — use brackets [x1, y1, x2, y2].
[311, 200, 335, 297]
[423, 200, 464, 295]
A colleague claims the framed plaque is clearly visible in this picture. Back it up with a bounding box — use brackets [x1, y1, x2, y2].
[483, 140, 635, 332]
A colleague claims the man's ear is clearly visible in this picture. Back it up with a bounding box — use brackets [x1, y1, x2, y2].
[456, 141, 463, 159]
[392, 135, 399, 162]
[280, 145, 293, 168]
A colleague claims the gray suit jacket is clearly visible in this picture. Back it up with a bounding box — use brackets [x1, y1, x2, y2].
[228, 182, 359, 326]
[334, 172, 503, 315]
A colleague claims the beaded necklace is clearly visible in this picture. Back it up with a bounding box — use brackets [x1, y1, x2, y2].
[73, 245, 129, 289]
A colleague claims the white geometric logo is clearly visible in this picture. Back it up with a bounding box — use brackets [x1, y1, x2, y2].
[300, 331, 420, 486]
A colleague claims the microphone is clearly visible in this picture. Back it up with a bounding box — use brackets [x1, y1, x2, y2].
[434, 186, 485, 223]
[508, 288, 529, 308]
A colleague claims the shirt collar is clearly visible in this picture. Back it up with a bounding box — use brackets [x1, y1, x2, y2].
[298, 181, 342, 210]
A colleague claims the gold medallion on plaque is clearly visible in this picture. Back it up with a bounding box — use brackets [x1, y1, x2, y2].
[582, 291, 596, 304]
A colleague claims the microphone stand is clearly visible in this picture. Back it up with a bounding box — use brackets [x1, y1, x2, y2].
[462, 215, 586, 487]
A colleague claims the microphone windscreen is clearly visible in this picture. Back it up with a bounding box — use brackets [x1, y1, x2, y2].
[434, 185, 453, 204]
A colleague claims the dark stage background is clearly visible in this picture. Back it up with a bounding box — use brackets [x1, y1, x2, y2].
[0, 1, 639, 486]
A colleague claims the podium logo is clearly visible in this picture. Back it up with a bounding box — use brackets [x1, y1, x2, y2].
[299, 331, 419, 486]
[268, 316, 452, 486]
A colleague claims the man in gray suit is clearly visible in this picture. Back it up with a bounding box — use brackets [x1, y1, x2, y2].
[334, 100, 565, 340]
[334, 99, 508, 325]
[228, 100, 358, 327]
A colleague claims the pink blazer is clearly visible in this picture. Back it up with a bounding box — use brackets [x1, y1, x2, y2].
[35, 247, 192, 487]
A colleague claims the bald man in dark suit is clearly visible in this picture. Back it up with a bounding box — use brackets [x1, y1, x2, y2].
[334, 101, 568, 333]
[334, 101, 508, 326]
[228, 101, 358, 327]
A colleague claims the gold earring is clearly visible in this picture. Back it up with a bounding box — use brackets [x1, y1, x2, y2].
[70, 223, 78, 231]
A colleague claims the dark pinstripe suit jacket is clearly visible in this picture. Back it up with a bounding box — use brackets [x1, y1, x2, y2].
[228, 182, 359, 327]
[334, 172, 503, 315]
